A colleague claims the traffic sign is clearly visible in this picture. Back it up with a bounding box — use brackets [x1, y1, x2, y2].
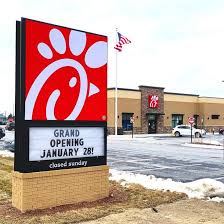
[130, 117, 135, 124]
[130, 117, 134, 124]
[188, 117, 195, 125]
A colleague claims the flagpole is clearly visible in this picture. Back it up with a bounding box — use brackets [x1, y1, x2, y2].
[115, 28, 118, 135]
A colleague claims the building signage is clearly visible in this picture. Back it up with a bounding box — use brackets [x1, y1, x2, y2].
[29, 127, 104, 161]
[148, 95, 159, 108]
[24, 19, 107, 121]
[15, 18, 107, 172]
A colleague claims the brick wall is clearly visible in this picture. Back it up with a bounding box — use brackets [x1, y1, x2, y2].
[12, 165, 109, 212]
[139, 86, 165, 133]
[163, 126, 173, 133]
[202, 126, 223, 133]
[157, 115, 165, 133]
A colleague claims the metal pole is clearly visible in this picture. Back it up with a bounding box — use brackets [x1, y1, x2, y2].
[191, 124, 193, 143]
[223, 135, 224, 160]
[13, 103, 15, 117]
[132, 123, 134, 138]
[114, 28, 118, 135]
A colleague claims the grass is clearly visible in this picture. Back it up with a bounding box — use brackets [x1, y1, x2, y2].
[0, 157, 187, 224]
[0, 157, 13, 202]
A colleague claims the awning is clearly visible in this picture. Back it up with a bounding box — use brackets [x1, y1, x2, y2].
[146, 112, 165, 115]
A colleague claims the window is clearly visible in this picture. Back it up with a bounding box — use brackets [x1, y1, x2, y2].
[122, 113, 134, 131]
[211, 115, 219, 119]
[172, 114, 183, 128]
[178, 125, 190, 129]
[148, 114, 156, 121]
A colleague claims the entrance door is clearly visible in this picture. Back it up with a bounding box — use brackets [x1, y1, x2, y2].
[148, 114, 157, 134]
[193, 115, 199, 128]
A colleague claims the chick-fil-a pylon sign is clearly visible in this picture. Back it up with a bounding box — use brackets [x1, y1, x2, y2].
[25, 19, 107, 121]
[15, 18, 107, 173]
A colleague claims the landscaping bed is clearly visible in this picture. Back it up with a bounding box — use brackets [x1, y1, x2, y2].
[0, 157, 186, 224]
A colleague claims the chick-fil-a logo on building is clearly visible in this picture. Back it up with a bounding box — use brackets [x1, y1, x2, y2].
[24, 19, 107, 121]
[148, 95, 159, 108]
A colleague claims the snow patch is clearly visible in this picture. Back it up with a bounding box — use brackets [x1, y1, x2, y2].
[208, 197, 224, 203]
[184, 143, 223, 150]
[110, 169, 224, 202]
[0, 150, 14, 158]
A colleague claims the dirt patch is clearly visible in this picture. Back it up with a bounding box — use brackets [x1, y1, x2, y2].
[82, 199, 224, 224]
[0, 180, 186, 224]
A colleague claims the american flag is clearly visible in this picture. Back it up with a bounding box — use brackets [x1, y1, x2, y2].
[114, 32, 131, 52]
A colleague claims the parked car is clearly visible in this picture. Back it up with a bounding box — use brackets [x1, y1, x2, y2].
[219, 128, 224, 135]
[0, 127, 5, 139]
[5, 122, 15, 131]
[172, 125, 206, 137]
[3, 140, 15, 152]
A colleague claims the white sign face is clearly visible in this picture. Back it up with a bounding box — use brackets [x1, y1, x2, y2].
[29, 127, 104, 161]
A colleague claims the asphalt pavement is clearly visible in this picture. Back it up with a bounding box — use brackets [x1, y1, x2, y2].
[108, 134, 224, 183]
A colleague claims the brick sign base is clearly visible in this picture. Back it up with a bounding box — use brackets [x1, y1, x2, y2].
[12, 165, 109, 212]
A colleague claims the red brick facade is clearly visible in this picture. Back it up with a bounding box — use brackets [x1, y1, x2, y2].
[139, 86, 165, 133]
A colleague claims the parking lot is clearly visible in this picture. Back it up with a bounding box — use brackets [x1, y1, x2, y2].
[0, 128, 14, 152]
[108, 134, 224, 183]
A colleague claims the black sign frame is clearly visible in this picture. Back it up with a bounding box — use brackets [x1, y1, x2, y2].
[15, 18, 107, 173]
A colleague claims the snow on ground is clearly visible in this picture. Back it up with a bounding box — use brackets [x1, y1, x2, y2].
[183, 143, 223, 150]
[208, 197, 224, 203]
[2, 130, 14, 141]
[0, 150, 14, 158]
[110, 169, 224, 202]
[108, 134, 172, 140]
[108, 135, 168, 144]
[202, 139, 222, 146]
[108, 134, 224, 148]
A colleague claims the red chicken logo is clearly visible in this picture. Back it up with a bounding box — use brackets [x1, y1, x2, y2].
[24, 19, 107, 121]
[148, 95, 159, 108]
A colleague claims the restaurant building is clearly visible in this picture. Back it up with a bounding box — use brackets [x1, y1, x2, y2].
[107, 85, 224, 134]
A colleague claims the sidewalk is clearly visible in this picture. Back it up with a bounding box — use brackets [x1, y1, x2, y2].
[108, 133, 173, 139]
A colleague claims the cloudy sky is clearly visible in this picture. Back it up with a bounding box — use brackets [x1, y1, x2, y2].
[1, 0, 224, 114]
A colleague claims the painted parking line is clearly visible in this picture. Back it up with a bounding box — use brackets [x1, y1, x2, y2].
[129, 163, 203, 172]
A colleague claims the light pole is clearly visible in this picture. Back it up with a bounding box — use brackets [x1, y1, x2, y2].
[221, 81, 224, 159]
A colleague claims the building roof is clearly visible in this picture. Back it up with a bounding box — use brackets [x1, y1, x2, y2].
[108, 87, 140, 92]
[199, 96, 224, 100]
[139, 85, 165, 90]
[164, 92, 199, 97]
[107, 87, 224, 100]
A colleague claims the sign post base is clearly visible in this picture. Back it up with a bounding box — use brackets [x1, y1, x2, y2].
[12, 165, 109, 212]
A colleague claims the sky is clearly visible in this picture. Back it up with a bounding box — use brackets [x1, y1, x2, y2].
[1, 0, 224, 114]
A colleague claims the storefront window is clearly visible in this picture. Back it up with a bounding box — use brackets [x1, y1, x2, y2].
[122, 113, 133, 131]
[172, 114, 183, 128]
[211, 115, 219, 119]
